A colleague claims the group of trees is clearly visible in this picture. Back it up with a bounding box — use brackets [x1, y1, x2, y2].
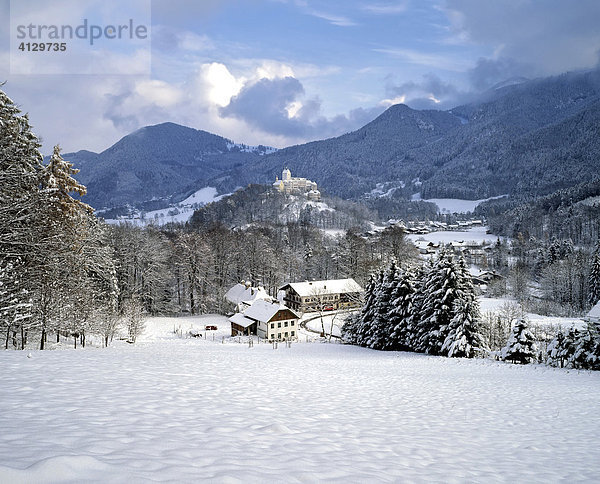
[342, 251, 487, 358]
[0, 88, 140, 350]
[341, 251, 600, 370]
[547, 322, 600, 370]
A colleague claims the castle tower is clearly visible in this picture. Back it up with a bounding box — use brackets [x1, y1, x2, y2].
[282, 168, 291, 181]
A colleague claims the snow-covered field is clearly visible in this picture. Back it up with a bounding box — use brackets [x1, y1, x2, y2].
[2, 317, 600, 483]
[302, 311, 350, 338]
[411, 195, 508, 214]
[104, 187, 227, 226]
[479, 297, 585, 330]
[408, 226, 499, 245]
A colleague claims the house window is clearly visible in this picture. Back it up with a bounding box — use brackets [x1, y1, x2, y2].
[285, 332, 288, 338]
[291, 331, 295, 336]
[271, 323, 274, 329]
[284, 321, 288, 327]
[278, 333, 281, 339]
[278, 322, 282, 328]
[291, 321, 294, 326]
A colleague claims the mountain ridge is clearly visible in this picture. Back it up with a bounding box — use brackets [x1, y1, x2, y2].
[66, 68, 600, 210]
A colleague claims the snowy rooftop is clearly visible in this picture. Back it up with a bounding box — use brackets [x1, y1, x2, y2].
[225, 283, 270, 305]
[587, 301, 600, 320]
[281, 278, 363, 297]
[243, 299, 299, 323]
[229, 313, 256, 328]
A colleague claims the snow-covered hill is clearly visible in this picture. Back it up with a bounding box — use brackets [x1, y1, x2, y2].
[103, 186, 228, 226]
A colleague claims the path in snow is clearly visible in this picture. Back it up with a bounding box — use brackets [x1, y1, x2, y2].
[1, 319, 599, 482]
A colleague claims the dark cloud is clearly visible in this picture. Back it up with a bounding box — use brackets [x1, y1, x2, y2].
[221, 76, 385, 138]
[385, 73, 472, 110]
[468, 57, 533, 92]
[221, 77, 305, 135]
[446, 0, 600, 76]
[103, 92, 142, 133]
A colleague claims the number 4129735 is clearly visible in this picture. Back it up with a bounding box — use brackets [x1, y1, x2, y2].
[18, 42, 67, 52]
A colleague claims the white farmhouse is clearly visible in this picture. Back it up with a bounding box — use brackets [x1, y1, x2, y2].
[229, 299, 301, 340]
[279, 278, 363, 313]
[225, 282, 270, 312]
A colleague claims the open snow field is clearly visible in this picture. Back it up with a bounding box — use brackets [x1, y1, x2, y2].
[407, 226, 499, 246]
[1, 317, 600, 483]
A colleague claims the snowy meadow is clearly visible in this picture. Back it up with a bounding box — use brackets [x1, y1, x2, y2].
[1, 318, 600, 483]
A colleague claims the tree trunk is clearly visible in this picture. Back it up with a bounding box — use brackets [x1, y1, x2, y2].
[81, 332, 85, 348]
[4, 325, 10, 350]
[57, 331, 60, 343]
[74, 334, 77, 349]
[189, 287, 195, 315]
[105, 335, 109, 348]
[21, 325, 26, 350]
[40, 327, 46, 350]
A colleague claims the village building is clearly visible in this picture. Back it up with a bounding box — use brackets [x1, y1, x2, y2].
[229, 299, 301, 340]
[224, 281, 270, 312]
[273, 168, 321, 201]
[279, 278, 363, 313]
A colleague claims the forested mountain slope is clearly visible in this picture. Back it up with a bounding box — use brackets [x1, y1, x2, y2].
[62, 123, 271, 208]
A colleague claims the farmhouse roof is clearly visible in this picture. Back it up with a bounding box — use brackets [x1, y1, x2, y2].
[280, 278, 363, 297]
[587, 301, 600, 320]
[243, 299, 300, 323]
[225, 283, 270, 305]
[229, 313, 256, 328]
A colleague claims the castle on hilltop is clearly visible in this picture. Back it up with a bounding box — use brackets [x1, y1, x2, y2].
[273, 168, 321, 201]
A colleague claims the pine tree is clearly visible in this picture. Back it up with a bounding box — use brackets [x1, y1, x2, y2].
[354, 270, 384, 346]
[342, 273, 377, 345]
[547, 327, 579, 368]
[366, 262, 399, 350]
[570, 323, 600, 370]
[442, 298, 488, 358]
[389, 267, 416, 351]
[415, 250, 467, 355]
[501, 319, 538, 364]
[589, 241, 600, 306]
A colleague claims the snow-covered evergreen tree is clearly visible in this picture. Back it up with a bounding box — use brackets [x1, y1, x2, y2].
[570, 323, 600, 370]
[389, 267, 416, 350]
[415, 251, 467, 355]
[354, 270, 384, 346]
[547, 327, 579, 368]
[342, 273, 378, 345]
[501, 319, 538, 364]
[589, 241, 600, 306]
[442, 298, 488, 358]
[366, 262, 399, 349]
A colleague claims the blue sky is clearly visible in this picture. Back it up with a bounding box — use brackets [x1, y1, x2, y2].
[1, 0, 600, 153]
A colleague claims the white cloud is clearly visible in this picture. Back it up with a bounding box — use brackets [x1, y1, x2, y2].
[373, 47, 472, 71]
[379, 95, 406, 106]
[361, 2, 408, 15]
[307, 10, 357, 27]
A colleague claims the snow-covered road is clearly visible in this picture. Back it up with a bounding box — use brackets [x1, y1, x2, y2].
[1, 318, 599, 482]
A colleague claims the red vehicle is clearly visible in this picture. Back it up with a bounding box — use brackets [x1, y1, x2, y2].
[324, 306, 335, 311]
[205, 325, 218, 331]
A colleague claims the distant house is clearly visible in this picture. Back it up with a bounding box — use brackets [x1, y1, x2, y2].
[279, 278, 363, 313]
[225, 282, 270, 312]
[584, 301, 600, 324]
[229, 299, 301, 340]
